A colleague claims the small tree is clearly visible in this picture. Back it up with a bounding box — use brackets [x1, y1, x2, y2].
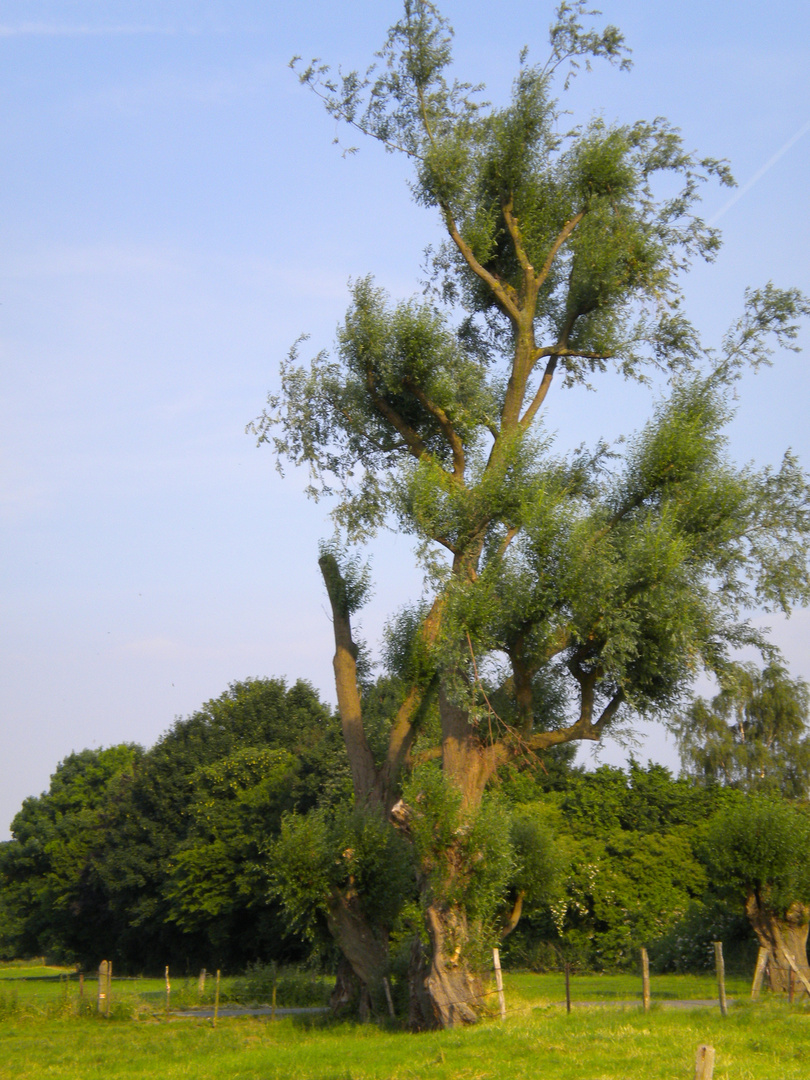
[702, 797, 810, 993]
[671, 662, 810, 796]
[253, 1, 810, 1026]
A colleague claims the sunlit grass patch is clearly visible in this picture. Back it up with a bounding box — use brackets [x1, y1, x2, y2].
[1, 995, 809, 1080]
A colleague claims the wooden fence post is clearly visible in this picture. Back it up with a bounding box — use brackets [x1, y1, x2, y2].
[714, 942, 727, 1017]
[198, 968, 206, 995]
[750, 946, 768, 1001]
[97, 960, 110, 1016]
[165, 965, 171, 1016]
[695, 1044, 715, 1080]
[780, 946, 810, 998]
[641, 947, 651, 1013]
[492, 948, 506, 1020]
[212, 969, 221, 1029]
[564, 962, 571, 1014]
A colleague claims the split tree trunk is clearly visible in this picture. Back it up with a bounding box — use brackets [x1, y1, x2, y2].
[745, 895, 810, 994]
[422, 904, 483, 1026]
[407, 685, 504, 1029]
[326, 890, 390, 1020]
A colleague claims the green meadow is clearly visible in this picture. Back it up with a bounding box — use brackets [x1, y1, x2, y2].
[2, 963, 808, 1079]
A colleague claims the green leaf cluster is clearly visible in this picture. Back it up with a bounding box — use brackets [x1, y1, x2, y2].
[701, 796, 810, 915]
[671, 663, 810, 796]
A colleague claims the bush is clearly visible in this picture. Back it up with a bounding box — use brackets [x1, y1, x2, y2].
[230, 963, 331, 1008]
[650, 899, 757, 974]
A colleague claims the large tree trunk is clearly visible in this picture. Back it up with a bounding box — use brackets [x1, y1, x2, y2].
[405, 685, 503, 1029]
[423, 904, 483, 1027]
[405, 904, 484, 1030]
[326, 890, 390, 1020]
[745, 894, 810, 995]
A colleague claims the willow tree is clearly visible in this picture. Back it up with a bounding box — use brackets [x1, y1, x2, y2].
[671, 662, 810, 796]
[252, 1, 810, 1027]
[703, 797, 810, 994]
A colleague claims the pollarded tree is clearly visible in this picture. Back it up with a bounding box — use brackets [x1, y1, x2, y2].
[252, 1, 810, 1026]
[671, 662, 810, 796]
[702, 796, 810, 993]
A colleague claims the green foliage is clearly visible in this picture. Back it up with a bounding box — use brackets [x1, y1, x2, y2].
[701, 795, 810, 915]
[230, 962, 331, 1007]
[164, 747, 301, 936]
[510, 807, 566, 911]
[559, 828, 707, 970]
[270, 806, 415, 943]
[671, 662, 810, 796]
[403, 765, 515, 926]
[651, 898, 756, 975]
[0, 678, 349, 972]
[0, 744, 142, 963]
[558, 760, 720, 834]
[94, 677, 350, 969]
[269, 811, 334, 944]
[504, 762, 724, 972]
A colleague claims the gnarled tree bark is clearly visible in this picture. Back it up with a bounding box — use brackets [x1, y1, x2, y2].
[745, 894, 810, 995]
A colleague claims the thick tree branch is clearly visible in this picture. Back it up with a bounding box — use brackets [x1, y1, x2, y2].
[501, 197, 539, 295]
[592, 689, 625, 736]
[537, 211, 585, 286]
[366, 370, 428, 461]
[441, 205, 521, 323]
[403, 377, 466, 481]
[509, 635, 536, 737]
[434, 535, 460, 555]
[380, 596, 445, 805]
[439, 682, 507, 807]
[497, 526, 520, 560]
[381, 676, 438, 809]
[519, 354, 559, 431]
[524, 664, 624, 752]
[318, 554, 380, 805]
[500, 890, 525, 939]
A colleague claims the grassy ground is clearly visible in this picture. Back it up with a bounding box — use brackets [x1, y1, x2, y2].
[1, 964, 806, 1079]
[1, 999, 809, 1079]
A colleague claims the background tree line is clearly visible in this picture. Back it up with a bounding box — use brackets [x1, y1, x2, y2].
[2, 667, 809, 995]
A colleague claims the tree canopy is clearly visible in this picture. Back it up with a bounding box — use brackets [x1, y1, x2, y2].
[671, 662, 810, 796]
[0, 678, 349, 971]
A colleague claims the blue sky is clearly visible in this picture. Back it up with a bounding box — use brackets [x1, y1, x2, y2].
[2, 0, 809, 837]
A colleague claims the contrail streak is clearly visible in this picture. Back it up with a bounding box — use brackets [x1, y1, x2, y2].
[708, 118, 810, 225]
[0, 24, 173, 38]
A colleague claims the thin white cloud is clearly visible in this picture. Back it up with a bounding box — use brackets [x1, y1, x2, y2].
[0, 23, 175, 38]
[709, 119, 810, 224]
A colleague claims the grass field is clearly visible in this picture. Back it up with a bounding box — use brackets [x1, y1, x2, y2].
[1, 963, 807, 1079]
